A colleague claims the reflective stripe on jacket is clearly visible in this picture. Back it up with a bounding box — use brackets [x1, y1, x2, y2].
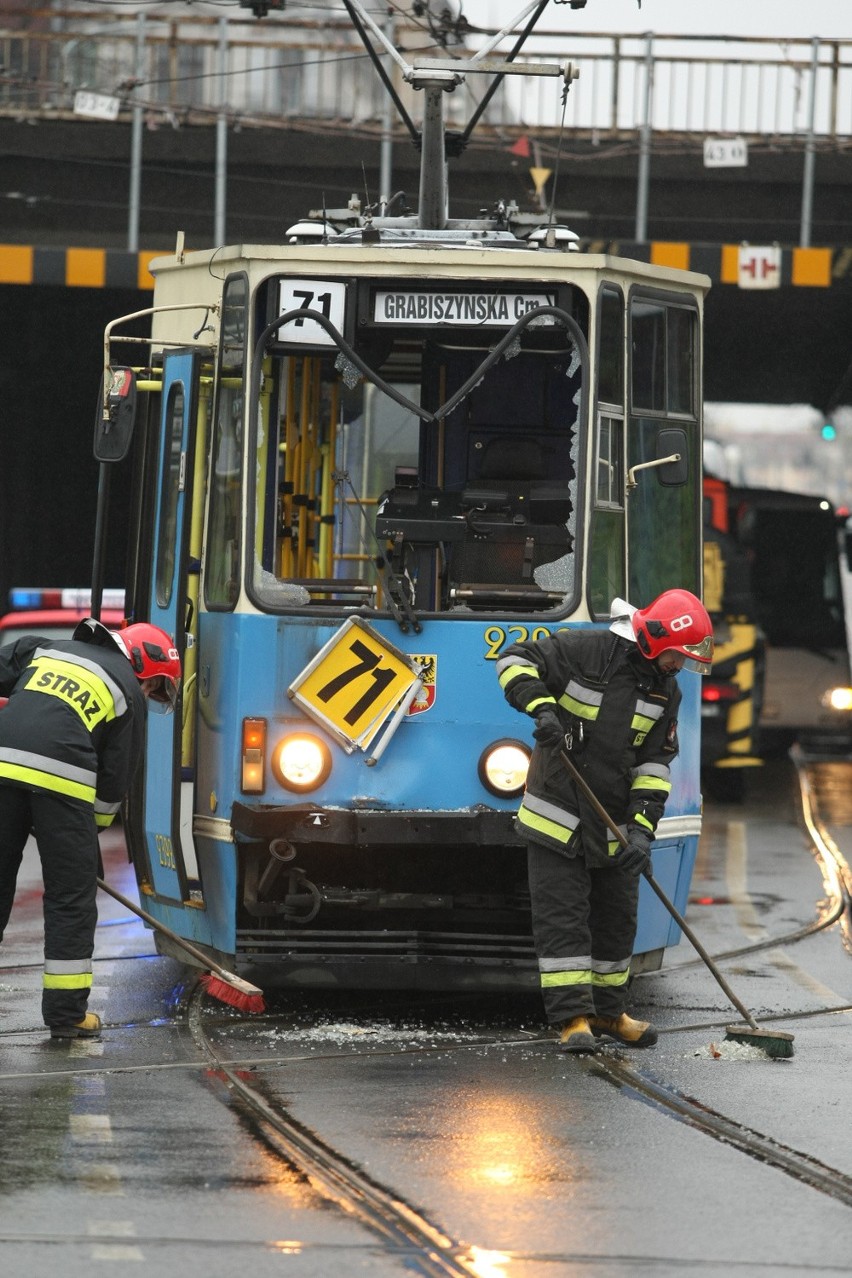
[498, 628, 680, 866]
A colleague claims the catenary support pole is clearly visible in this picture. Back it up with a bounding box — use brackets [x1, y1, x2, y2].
[634, 31, 654, 242]
[379, 10, 394, 213]
[800, 36, 820, 249]
[214, 16, 228, 246]
[126, 12, 145, 252]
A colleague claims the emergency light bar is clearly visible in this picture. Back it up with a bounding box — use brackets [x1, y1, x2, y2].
[9, 587, 126, 610]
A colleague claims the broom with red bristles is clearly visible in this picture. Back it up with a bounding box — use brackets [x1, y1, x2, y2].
[97, 877, 266, 1014]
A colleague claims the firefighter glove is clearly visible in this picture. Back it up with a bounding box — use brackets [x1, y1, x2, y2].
[532, 708, 564, 748]
[617, 827, 652, 876]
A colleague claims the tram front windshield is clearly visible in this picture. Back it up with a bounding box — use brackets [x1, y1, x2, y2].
[242, 299, 582, 617]
[204, 272, 701, 621]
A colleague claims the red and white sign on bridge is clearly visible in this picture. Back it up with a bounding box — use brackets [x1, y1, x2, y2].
[738, 245, 782, 289]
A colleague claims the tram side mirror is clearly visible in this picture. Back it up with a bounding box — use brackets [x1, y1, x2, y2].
[93, 366, 137, 463]
[656, 428, 688, 485]
[626, 427, 689, 494]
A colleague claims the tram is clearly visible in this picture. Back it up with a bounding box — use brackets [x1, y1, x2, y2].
[92, 4, 709, 990]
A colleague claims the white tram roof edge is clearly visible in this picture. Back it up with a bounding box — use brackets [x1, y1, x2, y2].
[147, 241, 711, 294]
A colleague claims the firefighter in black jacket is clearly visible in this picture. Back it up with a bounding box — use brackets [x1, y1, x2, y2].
[0, 618, 181, 1039]
[498, 590, 714, 1052]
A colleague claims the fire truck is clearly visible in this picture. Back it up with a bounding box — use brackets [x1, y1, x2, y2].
[701, 476, 766, 800]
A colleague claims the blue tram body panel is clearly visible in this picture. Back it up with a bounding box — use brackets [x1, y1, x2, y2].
[186, 611, 703, 962]
[199, 612, 701, 812]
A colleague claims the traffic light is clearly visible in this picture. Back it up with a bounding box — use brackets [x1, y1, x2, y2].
[821, 421, 837, 441]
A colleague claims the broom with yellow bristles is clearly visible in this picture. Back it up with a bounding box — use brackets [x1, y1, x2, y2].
[559, 749, 795, 1059]
[97, 878, 266, 1014]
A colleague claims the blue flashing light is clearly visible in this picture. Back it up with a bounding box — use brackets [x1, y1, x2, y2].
[9, 588, 43, 608]
[821, 422, 837, 441]
[6, 587, 123, 612]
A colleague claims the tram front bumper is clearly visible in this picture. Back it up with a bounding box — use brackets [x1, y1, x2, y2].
[228, 801, 667, 990]
[231, 800, 534, 990]
[231, 801, 518, 847]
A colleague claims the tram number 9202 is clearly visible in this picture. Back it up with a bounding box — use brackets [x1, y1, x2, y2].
[483, 625, 566, 660]
[154, 832, 177, 870]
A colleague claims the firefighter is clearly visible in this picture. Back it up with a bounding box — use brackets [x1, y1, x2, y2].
[497, 589, 713, 1052]
[0, 618, 181, 1039]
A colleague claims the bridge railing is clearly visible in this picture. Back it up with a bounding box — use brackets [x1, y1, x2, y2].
[1, 7, 850, 140]
[493, 32, 852, 139]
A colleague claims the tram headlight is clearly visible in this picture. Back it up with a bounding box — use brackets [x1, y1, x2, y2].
[271, 733, 332, 793]
[822, 686, 852, 712]
[478, 739, 531, 798]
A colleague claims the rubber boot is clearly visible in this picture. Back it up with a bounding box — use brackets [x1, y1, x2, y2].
[558, 1016, 598, 1053]
[589, 1012, 657, 1047]
[50, 1012, 102, 1040]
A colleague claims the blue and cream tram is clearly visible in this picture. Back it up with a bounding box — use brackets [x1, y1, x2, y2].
[95, 16, 709, 991]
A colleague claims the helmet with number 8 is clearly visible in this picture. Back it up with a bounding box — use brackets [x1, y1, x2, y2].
[631, 589, 714, 674]
[73, 617, 182, 711]
[114, 623, 182, 712]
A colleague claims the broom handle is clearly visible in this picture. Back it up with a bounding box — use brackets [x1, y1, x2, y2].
[96, 876, 243, 985]
[558, 749, 761, 1032]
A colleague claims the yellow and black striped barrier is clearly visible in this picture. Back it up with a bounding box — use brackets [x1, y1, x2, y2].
[0, 240, 848, 290]
[0, 244, 159, 290]
[588, 241, 842, 287]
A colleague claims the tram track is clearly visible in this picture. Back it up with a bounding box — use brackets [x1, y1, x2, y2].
[589, 751, 852, 1209]
[673, 751, 852, 972]
[185, 994, 852, 1246]
[794, 749, 852, 953]
[3, 971, 852, 1258]
[5, 986, 852, 1222]
[185, 984, 491, 1278]
[177, 751, 852, 1243]
[3, 753, 851, 1261]
[585, 1051, 852, 1208]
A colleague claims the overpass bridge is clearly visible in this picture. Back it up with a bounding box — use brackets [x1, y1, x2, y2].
[1, 8, 850, 396]
[3, 7, 851, 245]
[1, 5, 852, 604]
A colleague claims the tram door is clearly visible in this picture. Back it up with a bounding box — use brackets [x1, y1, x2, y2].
[142, 351, 201, 904]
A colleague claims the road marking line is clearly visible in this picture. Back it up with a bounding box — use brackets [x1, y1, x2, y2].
[70, 1039, 104, 1058]
[726, 820, 765, 940]
[80, 1163, 125, 1195]
[87, 1216, 143, 1261]
[69, 1113, 112, 1143]
[91, 1244, 144, 1261]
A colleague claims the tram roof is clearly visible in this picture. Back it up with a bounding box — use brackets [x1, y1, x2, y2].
[148, 240, 711, 292]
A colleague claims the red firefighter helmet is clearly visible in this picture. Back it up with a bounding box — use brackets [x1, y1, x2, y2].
[631, 589, 714, 674]
[114, 623, 182, 712]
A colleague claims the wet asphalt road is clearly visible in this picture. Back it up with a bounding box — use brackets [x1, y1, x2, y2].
[1, 757, 851, 1276]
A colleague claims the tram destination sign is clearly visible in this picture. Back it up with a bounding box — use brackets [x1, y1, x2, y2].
[372, 288, 557, 326]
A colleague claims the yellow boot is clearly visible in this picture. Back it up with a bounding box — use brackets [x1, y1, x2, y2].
[50, 1012, 102, 1040]
[589, 1012, 657, 1048]
[558, 1016, 598, 1053]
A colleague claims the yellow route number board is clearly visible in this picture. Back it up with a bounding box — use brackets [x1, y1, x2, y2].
[288, 617, 419, 752]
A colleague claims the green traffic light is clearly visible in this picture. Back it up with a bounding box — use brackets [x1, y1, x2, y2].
[822, 423, 837, 441]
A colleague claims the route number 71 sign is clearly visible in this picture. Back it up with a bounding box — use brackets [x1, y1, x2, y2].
[288, 617, 420, 753]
